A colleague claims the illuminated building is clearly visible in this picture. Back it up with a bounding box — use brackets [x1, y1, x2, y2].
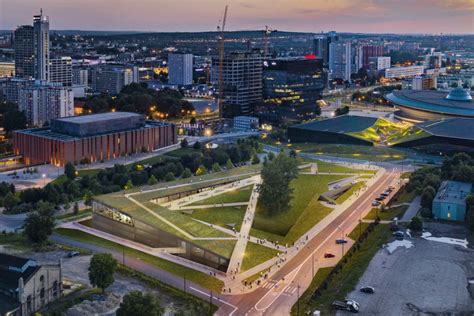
[13, 112, 177, 166]
[263, 57, 327, 118]
[0, 62, 15, 77]
[49, 57, 73, 87]
[168, 52, 193, 85]
[329, 41, 352, 81]
[384, 65, 424, 79]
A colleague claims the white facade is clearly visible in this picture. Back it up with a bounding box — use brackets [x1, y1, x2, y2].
[168, 53, 193, 85]
[19, 82, 74, 126]
[329, 42, 352, 81]
[72, 68, 89, 86]
[385, 65, 424, 79]
[370, 56, 391, 70]
[233, 116, 259, 131]
[33, 12, 50, 81]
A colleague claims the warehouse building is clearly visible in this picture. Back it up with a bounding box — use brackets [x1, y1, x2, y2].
[13, 112, 176, 166]
[432, 181, 472, 222]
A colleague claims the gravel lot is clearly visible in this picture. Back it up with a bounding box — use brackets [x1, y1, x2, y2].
[340, 223, 474, 315]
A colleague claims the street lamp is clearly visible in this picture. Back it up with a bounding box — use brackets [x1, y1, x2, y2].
[42, 173, 46, 186]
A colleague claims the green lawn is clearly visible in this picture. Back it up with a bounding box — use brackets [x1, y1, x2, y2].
[164, 147, 201, 159]
[187, 206, 246, 229]
[0, 233, 30, 250]
[335, 182, 365, 204]
[298, 157, 376, 174]
[393, 188, 416, 205]
[299, 224, 393, 314]
[251, 174, 345, 244]
[188, 185, 253, 206]
[364, 205, 408, 221]
[54, 228, 224, 292]
[241, 242, 280, 272]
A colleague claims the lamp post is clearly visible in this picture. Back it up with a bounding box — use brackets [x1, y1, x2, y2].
[42, 173, 46, 186]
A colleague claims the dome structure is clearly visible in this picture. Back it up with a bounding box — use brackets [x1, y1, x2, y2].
[446, 87, 472, 101]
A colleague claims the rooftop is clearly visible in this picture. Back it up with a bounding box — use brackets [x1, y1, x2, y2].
[417, 118, 474, 141]
[53, 112, 141, 125]
[386, 89, 474, 117]
[433, 181, 472, 206]
[291, 115, 378, 134]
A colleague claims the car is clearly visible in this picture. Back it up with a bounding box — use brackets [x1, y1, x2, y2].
[360, 286, 375, 294]
[336, 238, 348, 244]
[375, 196, 385, 201]
[389, 223, 399, 231]
[372, 200, 381, 206]
[380, 193, 389, 197]
[324, 253, 335, 258]
[392, 231, 404, 240]
[66, 251, 80, 258]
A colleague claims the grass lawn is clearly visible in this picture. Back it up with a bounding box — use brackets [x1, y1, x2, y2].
[297, 157, 376, 174]
[188, 185, 253, 206]
[164, 147, 201, 159]
[0, 233, 30, 250]
[335, 182, 365, 204]
[291, 267, 333, 316]
[128, 155, 171, 167]
[54, 228, 224, 292]
[187, 206, 246, 229]
[364, 205, 408, 221]
[300, 224, 392, 314]
[251, 174, 345, 245]
[241, 242, 280, 272]
[392, 188, 416, 205]
[52, 169, 101, 185]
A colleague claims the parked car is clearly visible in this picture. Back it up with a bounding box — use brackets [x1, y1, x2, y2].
[393, 231, 404, 240]
[372, 200, 381, 206]
[324, 253, 335, 258]
[66, 251, 79, 258]
[360, 286, 375, 294]
[336, 238, 348, 244]
[389, 223, 399, 231]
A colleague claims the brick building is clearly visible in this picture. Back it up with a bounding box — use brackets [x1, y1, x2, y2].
[13, 112, 177, 166]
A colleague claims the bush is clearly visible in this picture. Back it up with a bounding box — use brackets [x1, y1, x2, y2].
[409, 217, 423, 231]
[420, 207, 433, 218]
[180, 138, 188, 148]
[181, 168, 192, 178]
[193, 141, 201, 150]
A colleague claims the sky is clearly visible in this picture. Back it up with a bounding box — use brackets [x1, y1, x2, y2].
[0, 0, 473, 34]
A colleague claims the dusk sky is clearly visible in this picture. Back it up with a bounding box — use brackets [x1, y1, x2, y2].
[1, 0, 473, 34]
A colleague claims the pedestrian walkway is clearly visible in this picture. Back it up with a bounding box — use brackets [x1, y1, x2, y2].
[400, 195, 421, 222]
[177, 202, 248, 210]
[226, 176, 262, 275]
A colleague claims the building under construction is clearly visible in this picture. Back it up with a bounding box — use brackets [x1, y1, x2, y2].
[212, 51, 263, 118]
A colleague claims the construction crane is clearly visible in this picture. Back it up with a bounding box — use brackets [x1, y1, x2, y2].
[217, 5, 228, 119]
[263, 25, 277, 57]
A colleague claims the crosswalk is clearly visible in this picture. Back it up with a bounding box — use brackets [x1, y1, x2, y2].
[261, 280, 299, 295]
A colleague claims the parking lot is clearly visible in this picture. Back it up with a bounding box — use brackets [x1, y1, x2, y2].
[341, 223, 474, 315]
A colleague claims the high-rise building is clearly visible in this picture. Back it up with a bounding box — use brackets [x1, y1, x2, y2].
[72, 68, 89, 86]
[412, 75, 437, 90]
[212, 52, 263, 118]
[329, 41, 352, 81]
[14, 11, 50, 81]
[263, 57, 327, 117]
[18, 81, 74, 126]
[168, 53, 193, 85]
[91, 66, 136, 95]
[361, 45, 384, 69]
[49, 57, 72, 87]
[0, 77, 34, 103]
[33, 11, 50, 81]
[312, 31, 338, 65]
[368, 56, 391, 71]
[14, 25, 35, 78]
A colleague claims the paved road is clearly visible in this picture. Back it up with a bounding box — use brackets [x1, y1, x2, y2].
[400, 195, 421, 222]
[0, 213, 26, 232]
[219, 169, 400, 315]
[50, 234, 238, 315]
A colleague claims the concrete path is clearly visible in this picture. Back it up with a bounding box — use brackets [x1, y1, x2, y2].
[177, 202, 248, 210]
[226, 176, 262, 275]
[400, 195, 421, 222]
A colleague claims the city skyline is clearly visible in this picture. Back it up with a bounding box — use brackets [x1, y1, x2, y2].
[0, 0, 473, 34]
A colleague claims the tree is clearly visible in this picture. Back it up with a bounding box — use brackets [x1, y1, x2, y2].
[3, 192, 19, 213]
[258, 153, 298, 214]
[117, 291, 164, 316]
[180, 138, 188, 148]
[409, 217, 423, 232]
[147, 175, 158, 185]
[181, 168, 192, 178]
[225, 158, 234, 169]
[267, 152, 275, 161]
[420, 186, 436, 209]
[212, 162, 221, 172]
[88, 253, 117, 293]
[124, 180, 134, 190]
[190, 117, 197, 125]
[193, 141, 202, 150]
[251, 154, 260, 165]
[165, 172, 175, 182]
[289, 149, 297, 158]
[73, 202, 80, 215]
[84, 190, 93, 207]
[195, 165, 207, 176]
[64, 162, 76, 180]
[23, 202, 55, 244]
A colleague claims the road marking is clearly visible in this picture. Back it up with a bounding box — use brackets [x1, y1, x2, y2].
[189, 286, 238, 316]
